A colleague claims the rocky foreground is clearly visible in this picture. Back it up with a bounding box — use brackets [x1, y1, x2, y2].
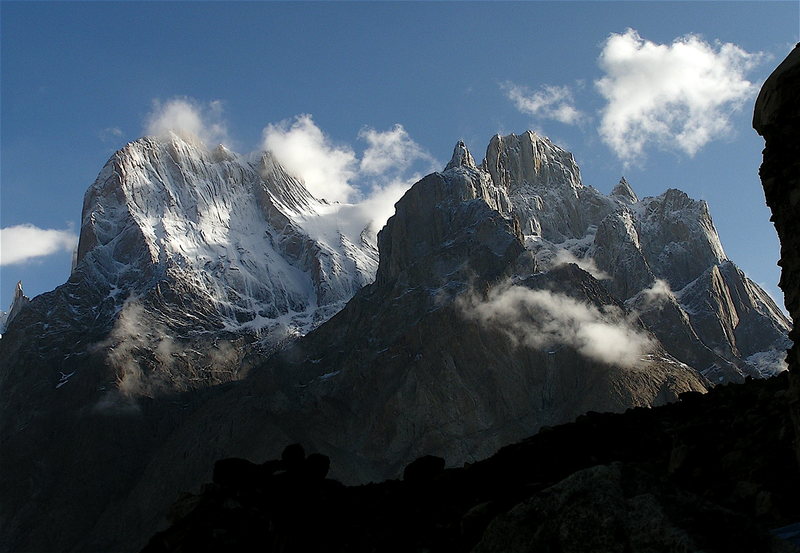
[142, 373, 799, 553]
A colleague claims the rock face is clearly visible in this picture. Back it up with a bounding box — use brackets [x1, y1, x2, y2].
[754, 44, 800, 465]
[481, 131, 789, 382]
[0, 130, 792, 553]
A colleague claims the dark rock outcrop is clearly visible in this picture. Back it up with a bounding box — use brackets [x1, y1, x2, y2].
[754, 43, 800, 466]
[141, 374, 800, 553]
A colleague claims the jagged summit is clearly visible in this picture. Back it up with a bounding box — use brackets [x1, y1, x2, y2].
[444, 140, 477, 171]
[611, 177, 638, 203]
[483, 131, 583, 192]
[72, 134, 376, 337]
[0, 280, 30, 333]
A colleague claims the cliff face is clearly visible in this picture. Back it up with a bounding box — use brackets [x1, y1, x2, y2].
[754, 44, 800, 464]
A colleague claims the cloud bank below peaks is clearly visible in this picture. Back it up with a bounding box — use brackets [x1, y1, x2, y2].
[144, 97, 230, 147]
[596, 29, 762, 163]
[460, 282, 654, 368]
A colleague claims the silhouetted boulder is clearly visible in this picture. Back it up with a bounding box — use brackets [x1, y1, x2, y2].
[212, 457, 261, 490]
[304, 453, 330, 481]
[403, 455, 445, 483]
[281, 443, 306, 472]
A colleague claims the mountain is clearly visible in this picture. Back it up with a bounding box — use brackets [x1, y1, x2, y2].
[0, 281, 29, 336]
[483, 131, 789, 381]
[0, 134, 378, 421]
[0, 131, 791, 553]
[142, 44, 800, 553]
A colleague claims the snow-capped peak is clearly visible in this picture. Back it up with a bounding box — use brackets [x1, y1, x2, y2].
[73, 134, 377, 338]
[611, 177, 638, 204]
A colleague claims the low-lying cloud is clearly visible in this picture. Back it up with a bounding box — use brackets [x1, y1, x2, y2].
[503, 82, 584, 126]
[145, 97, 229, 147]
[550, 249, 610, 280]
[0, 224, 78, 265]
[460, 283, 654, 368]
[641, 278, 673, 307]
[596, 28, 762, 163]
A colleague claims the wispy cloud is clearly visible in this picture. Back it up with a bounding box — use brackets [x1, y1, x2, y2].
[144, 97, 229, 147]
[550, 249, 610, 280]
[503, 82, 584, 125]
[99, 127, 123, 143]
[0, 224, 78, 266]
[460, 283, 654, 368]
[596, 28, 762, 163]
[640, 278, 673, 307]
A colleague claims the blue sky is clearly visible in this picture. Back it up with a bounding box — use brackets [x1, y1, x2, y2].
[1, 1, 798, 312]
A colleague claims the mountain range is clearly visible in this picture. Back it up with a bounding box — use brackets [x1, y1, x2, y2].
[0, 129, 791, 553]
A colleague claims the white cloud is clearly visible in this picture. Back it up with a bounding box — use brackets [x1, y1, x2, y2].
[641, 278, 673, 307]
[460, 283, 654, 368]
[145, 97, 229, 147]
[262, 116, 436, 232]
[0, 224, 78, 265]
[262, 114, 358, 203]
[99, 127, 123, 143]
[351, 177, 424, 236]
[596, 29, 762, 163]
[503, 82, 584, 125]
[358, 124, 435, 176]
[550, 249, 610, 280]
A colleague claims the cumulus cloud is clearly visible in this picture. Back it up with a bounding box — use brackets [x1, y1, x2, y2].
[337, 178, 422, 236]
[596, 28, 762, 163]
[145, 97, 229, 147]
[262, 114, 358, 203]
[503, 82, 584, 125]
[263, 115, 436, 232]
[460, 283, 654, 368]
[0, 224, 78, 265]
[359, 124, 436, 176]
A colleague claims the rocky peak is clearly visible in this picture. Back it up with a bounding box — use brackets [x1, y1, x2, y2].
[2, 281, 30, 330]
[482, 131, 583, 192]
[375, 168, 523, 289]
[210, 144, 235, 163]
[611, 177, 638, 204]
[68, 134, 377, 337]
[444, 140, 477, 171]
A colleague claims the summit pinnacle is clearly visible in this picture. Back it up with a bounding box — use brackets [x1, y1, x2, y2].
[444, 140, 476, 171]
[611, 177, 638, 203]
